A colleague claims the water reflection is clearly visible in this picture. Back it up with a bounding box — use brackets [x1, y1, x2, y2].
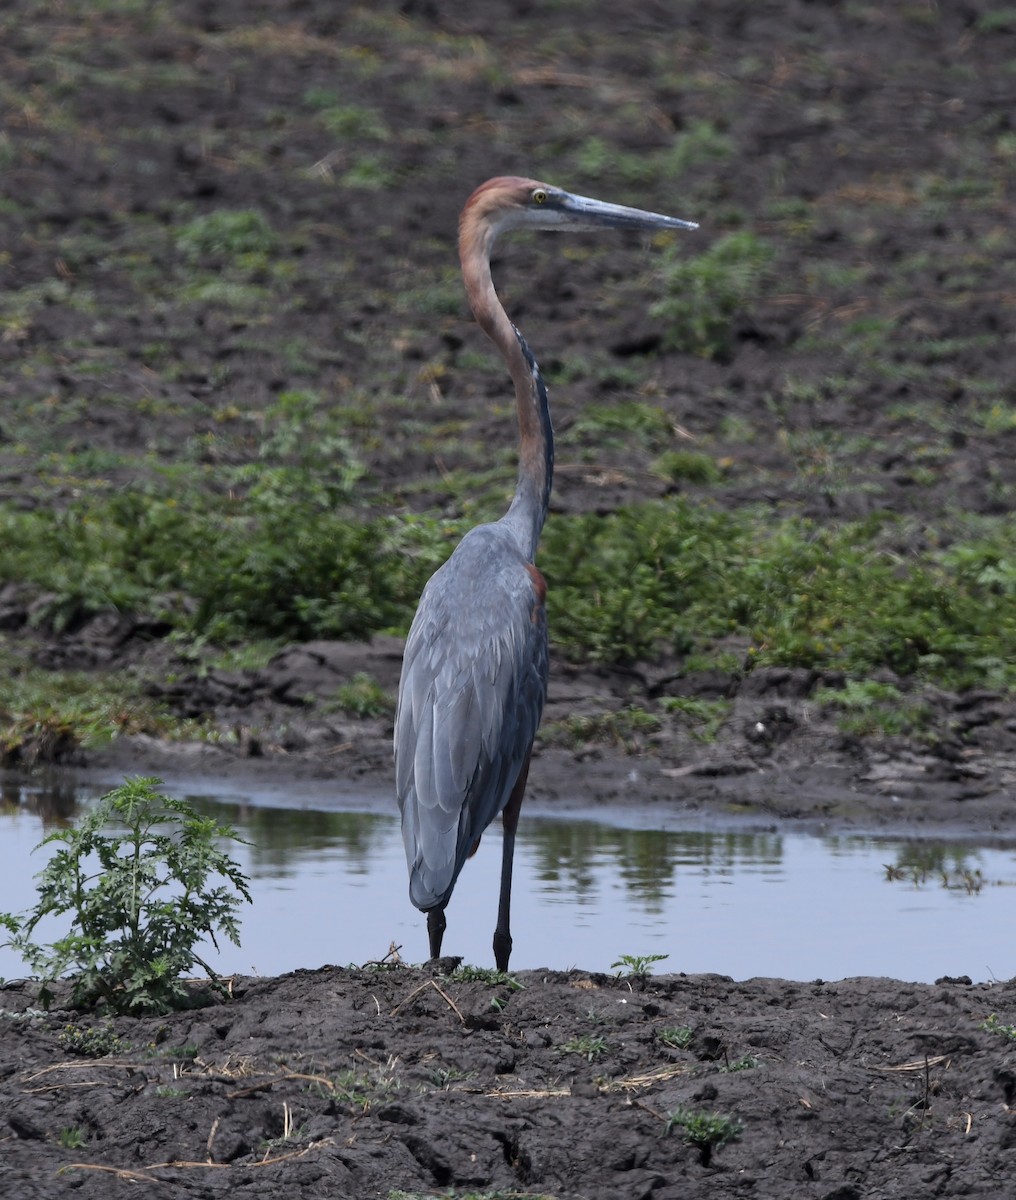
[525, 826, 785, 911]
[200, 801, 394, 877]
[0, 776, 1013, 982]
[0, 776, 79, 826]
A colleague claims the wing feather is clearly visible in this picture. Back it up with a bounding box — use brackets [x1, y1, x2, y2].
[395, 524, 548, 912]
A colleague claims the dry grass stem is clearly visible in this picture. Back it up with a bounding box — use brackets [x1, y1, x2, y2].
[390, 979, 465, 1023]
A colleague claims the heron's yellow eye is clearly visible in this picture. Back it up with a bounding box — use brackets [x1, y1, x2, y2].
[532, 189, 547, 205]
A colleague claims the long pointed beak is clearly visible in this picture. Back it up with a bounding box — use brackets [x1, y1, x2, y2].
[558, 190, 698, 233]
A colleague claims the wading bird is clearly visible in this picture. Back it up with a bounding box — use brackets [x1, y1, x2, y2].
[395, 177, 697, 970]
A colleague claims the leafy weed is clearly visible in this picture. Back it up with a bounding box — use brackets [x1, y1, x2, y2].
[1, 777, 251, 1014]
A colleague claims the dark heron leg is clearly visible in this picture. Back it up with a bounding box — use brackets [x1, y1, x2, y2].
[493, 752, 531, 972]
[426, 906, 447, 960]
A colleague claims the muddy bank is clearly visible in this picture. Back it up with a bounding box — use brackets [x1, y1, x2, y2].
[47, 623, 1014, 840]
[3, 966, 1015, 1199]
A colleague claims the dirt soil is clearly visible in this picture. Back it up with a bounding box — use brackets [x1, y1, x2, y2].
[2, 967, 1015, 1200]
[2, 0, 1016, 1196]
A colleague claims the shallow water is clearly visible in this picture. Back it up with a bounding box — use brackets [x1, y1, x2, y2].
[1, 776, 1013, 983]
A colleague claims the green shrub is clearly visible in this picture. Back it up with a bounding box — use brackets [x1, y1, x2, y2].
[1, 487, 1013, 690]
[1, 777, 251, 1013]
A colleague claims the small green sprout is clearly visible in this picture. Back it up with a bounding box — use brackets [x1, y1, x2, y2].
[611, 953, 669, 979]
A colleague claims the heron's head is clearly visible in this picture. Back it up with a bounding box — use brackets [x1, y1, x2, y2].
[460, 175, 698, 252]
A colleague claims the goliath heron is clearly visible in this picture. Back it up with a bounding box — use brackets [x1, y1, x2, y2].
[395, 176, 696, 969]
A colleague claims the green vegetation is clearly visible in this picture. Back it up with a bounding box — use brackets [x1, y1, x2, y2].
[303, 94, 390, 141]
[446, 965, 524, 988]
[428, 1064, 473, 1089]
[147, 1043, 200, 1062]
[0, 649, 200, 766]
[541, 706, 660, 752]
[720, 1053, 760, 1072]
[666, 1106, 743, 1164]
[565, 399, 672, 451]
[311, 1064, 401, 1112]
[174, 209, 278, 265]
[57, 1022, 128, 1057]
[58, 1127, 87, 1150]
[560, 1033, 609, 1061]
[653, 231, 775, 358]
[982, 1014, 1016, 1042]
[330, 672, 395, 719]
[813, 679, 932, 737]
[650, 449, 723, 485]
[1, 490, 1013, 705]
[0, 489, 450, 643]
[0, 778, 251, 1014]
[660, 697, 731, 742]
[544, 505, 1016, 686]
[658, 1025, 694, 1050]
[0, 0, 1012, 757]
[575, 119, 733, 187]
[611, 952, 669, 979]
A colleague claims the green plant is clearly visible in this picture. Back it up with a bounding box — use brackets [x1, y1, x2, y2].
[429, 1064, 472, 1088]
[542, 707, 661, 752]
[0, 777, 251, 1014]
[660, 697, 731, 742]
[263, 1101, 308, 1153]
[57, 1022, 127, 1057]
[574, 119, 732, 185]
[0, 656, 181, 767]
[566, 400, 672, 451]
[977, 8, 1016, 33]
[446, 965, 524, 988]
[58, 1126, 87, 1150]
[540, 502, 744, 665]
[315, 1064, 400, 1112]
[666, 1106, 742, 1164]
[611, 952, 669, 979]
[813, 679, 931, 737]
[653, 230, 774, 359]
[174, 209, 277, 265]
[659, 1025, 693, 1050]
[330, 672, 395, 719]
[305, 95, 390, 141]
[560, 1034, 609, 1061]
[650, 449, 722, 485]
[982, 1014, 1016, 1042]
[341, 153, 395, 190]
[720, 1053, 759, 1072]
[3, 494, 1012, 690]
